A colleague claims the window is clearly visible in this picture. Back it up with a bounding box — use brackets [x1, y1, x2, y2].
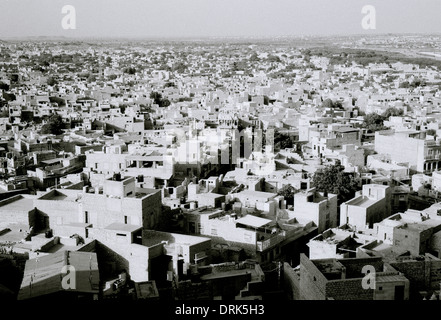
[379, 286, 383, 291]
[84, 211, 89, 224]
[124, 216, 128, 224]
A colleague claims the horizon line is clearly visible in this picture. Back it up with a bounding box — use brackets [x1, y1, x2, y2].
[1, 32, 441, 42]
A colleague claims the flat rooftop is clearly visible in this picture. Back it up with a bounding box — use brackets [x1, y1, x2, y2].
[200, 268, 256, 281]
[0, 228, 27, 243]
[237, 190, 277, 199]
[198, 192, 224, 199]
[346, 196, 378, 208]
[104, 222, 141, 233]
[369, 241, 392, 252]
[236, 215, 273, 229]
[0, 195, 35, 212]
[143, 230, 210, 247]
[376, 274, 408, 283]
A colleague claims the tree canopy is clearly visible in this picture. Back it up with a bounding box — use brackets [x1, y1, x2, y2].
[40, 114, 64, 135]
[0, 82, 9, 91]
[322, 98, 344, 110]
[382, 107, 403, 119]
[150, 91, 171, 108]
[274, 131, 296, 151]
[312, 161, 359, 204]
[47, 76, 57, 86]
[362, 113, 388, 132]
[362, 107, 404, 132]
[277, 184, 298, 206]
[123, 67, 136, 75]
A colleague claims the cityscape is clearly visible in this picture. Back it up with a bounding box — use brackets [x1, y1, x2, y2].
[2, 1, 441, 306]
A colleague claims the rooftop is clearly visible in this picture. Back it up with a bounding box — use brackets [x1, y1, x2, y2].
[0, 195, 35, 212]
[236, 215, 273, 229]
[37, 189, 79, 202]
[236, 190, 277, 199]
[104, 222, 142, 233]
[346, 196, 378, 208]
[18, 250, 100, 300]
[143, 230, 210, 247]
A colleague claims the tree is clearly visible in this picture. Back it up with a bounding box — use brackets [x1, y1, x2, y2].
[0, 82, 9, 91]
[322, 98, 334, 109]
[399, 81, 410, 88]
[362, 113, 388, 132]
[2, 91, 15, 102]
[150, 91, 170, 108]
[277, 184, 298, 206]
[47, 76, 57, 86]
[382, 107, 403, 119]
[274, 132, 296, 151]
[150, 91, 163, 105]
[312, 160, 359, 204]
[87, 74, 97, 83]
[172, 62, 187, 73]
[123, 67, 136, 75]
[49, 97, 66, 107]
[40, 114, 64, 135]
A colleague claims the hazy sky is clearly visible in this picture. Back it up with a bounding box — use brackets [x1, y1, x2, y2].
[1, 0, 440, 38]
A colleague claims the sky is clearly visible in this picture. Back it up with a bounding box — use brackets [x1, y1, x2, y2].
[0, 0, 440, 39]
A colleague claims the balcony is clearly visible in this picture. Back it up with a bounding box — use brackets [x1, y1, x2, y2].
[256, 233, 285, 252]
[256, 223, 316, 252]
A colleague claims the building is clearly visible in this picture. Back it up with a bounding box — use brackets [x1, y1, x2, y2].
[183, 207, 317, 265]
[17, 250, 100, 301]
[375, 130, 441, 174]
[293, 188, 338, 233]
[295, 254, 409, 300]
[307, 226, 376, 260]
[373, 209, 441, 256]
[340, 184, 392, 230]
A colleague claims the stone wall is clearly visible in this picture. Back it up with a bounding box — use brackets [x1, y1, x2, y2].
[299, 254, 328, 300]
